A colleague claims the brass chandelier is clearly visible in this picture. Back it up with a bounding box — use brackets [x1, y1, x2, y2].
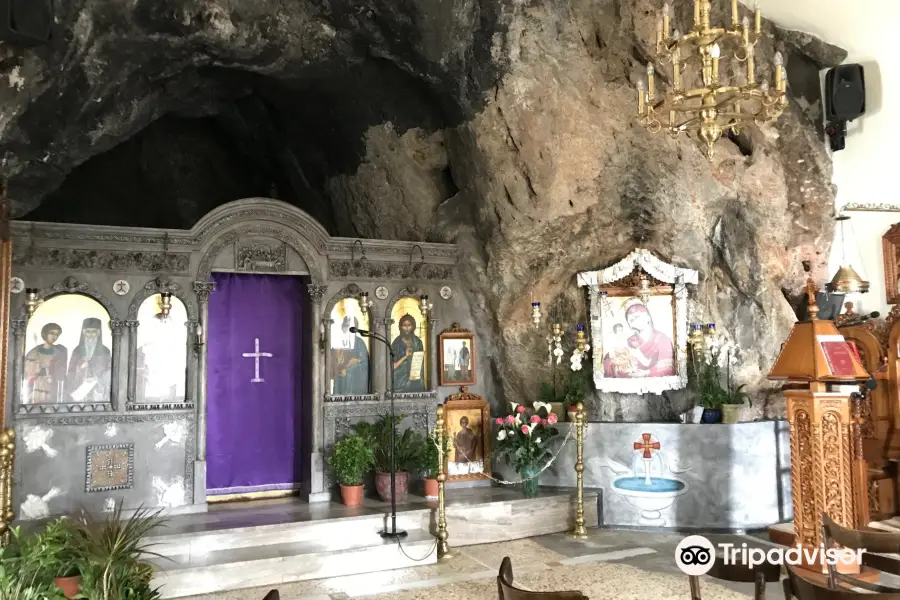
[637, 0, 788, 158]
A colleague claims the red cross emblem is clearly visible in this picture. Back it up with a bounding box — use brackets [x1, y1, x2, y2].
[633, 433, 660, 459]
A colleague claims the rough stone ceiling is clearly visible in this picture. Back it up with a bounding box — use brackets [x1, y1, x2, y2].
[0, 0, 849, 418]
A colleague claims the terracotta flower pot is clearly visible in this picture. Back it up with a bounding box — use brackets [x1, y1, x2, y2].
[340, 483, 364, 506]
[375, 471, 409, 503]
[55, 575, 82, 598]
[423, 477, 439, 499]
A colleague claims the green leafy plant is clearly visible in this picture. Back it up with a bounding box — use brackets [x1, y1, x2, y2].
[540, 369, 590, 408]
[0, 531, 68, 600]
[329, 434, 374, 486]
[71, 504, 166, 600]
[421, 431, 451, 479]
[353, 415, 426, 474]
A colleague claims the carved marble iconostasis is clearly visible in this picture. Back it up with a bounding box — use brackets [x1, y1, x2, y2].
[7, 198, 473, 518]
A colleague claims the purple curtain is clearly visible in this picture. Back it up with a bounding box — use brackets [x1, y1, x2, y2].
[206, 273, 307, 495]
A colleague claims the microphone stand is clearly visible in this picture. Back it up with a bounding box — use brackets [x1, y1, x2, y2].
[351, 327, 407, 539]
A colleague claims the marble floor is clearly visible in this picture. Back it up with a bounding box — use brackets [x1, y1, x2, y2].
[181, 529, 779, 600]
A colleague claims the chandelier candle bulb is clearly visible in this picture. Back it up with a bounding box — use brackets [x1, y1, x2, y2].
[673, 48, 682, 89]
[637, 80, 645, 115]
[747, 45, 755, 84]
[741, 16, 750, 45]
[656, 16, 664, 44]
[711, 43, 720, 83]
[646, 63, 655, 102]
[694, 0, 700, 29]
[731, 0, 738, 26]
[669, 109, 676, 128]
[663, 3, 670, 37]
[754, 0, 761, 34]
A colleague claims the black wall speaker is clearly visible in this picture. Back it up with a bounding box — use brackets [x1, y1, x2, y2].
[825, 64, 866, 122]
[0, 0, 52, 46]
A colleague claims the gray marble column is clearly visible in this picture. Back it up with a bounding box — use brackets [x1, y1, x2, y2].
[109, 320, 124, 411]
[191, 281, 215, 506]
[125, 320, 138, 404]
[429, 317, 438, 391]
[322, 318, 333, 396]
[10, 320, 25, 411]
[307, 284, 328, 500]
[372, 317, 386, 395]
[185, 321, 197, 405]
[192, 281, 215, 461]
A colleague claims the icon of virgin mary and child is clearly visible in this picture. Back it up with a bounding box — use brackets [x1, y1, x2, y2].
[602, 302, 675, 379]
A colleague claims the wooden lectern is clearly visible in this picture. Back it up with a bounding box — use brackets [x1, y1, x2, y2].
[768, 279, 869, 572]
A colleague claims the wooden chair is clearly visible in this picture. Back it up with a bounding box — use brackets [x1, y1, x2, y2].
[822, 513, 900, 592]
[688, 555, 781, 600]
[262, 591, 279, 600]
[783, 564, 900, 600]
[497, 557, 588, 600]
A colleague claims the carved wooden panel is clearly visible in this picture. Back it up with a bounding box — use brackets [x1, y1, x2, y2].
[883, 223, 900, 305]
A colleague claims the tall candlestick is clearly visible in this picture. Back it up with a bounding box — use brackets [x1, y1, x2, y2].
[731, 0, 738, 26]
[646, 63, 655, 103]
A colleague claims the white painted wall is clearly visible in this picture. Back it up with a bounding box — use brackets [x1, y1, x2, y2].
[751, 0, 900, 314]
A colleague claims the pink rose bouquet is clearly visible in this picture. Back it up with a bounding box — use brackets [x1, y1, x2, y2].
[494, 401, 560, 475]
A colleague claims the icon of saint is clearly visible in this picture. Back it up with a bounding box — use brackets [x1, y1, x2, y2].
[390, 313, 425, 393]
[66, 317, 112, 402]
[331, 316, 369, 395]
[24, 323, 68, 403]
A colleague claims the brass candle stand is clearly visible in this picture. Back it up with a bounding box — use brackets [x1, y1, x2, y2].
[435, 406, 452, 558]
[0, 428, 15, 547]
[570, 402, 588, 539]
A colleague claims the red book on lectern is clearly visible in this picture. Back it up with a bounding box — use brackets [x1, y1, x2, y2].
[819, 341, 858, 376]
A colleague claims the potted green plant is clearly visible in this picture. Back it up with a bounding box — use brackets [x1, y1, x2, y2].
[721, 384, 750, 424]
[563, 369, 589, 421]
[421, 431, 450, 499]
[354, 415, 425, 503]
[71, 504, 166, 600]
[329, 434, 374, 506]
[0, 527, 69, 600]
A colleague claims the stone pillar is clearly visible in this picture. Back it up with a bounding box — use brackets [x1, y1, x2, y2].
[10, 321, 25, 411]
[322, 318, 333, 396]
[125, 320, 138, 405]
[192, 281, 215, 505]
[307, 284, 328, 501]
[429, 317, 438, 391]
[185, 321, 196, 405]
[372, 317, 386, 395]
[109, 320, 124, 411]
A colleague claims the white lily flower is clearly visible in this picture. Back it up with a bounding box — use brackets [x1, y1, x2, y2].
[533, 401, 551, 414]
[526, 423, 537, 435]
[510, 401, 519, 412]
[497, 430, 508, 441]
[535, 438, 541, 444]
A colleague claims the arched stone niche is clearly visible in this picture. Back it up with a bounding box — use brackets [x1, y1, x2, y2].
[14, 276, 123, 414]
[126, 278, 198, 409]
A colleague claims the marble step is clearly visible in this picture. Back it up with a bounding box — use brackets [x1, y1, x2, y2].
[146, 511, 423, 558]
[150, 527, 437, 598]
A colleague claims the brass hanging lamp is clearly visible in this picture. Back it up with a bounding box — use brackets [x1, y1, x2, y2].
[826, 215, 869, 294]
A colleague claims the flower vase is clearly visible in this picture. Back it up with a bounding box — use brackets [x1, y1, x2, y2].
[520, 464, 540, 498]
